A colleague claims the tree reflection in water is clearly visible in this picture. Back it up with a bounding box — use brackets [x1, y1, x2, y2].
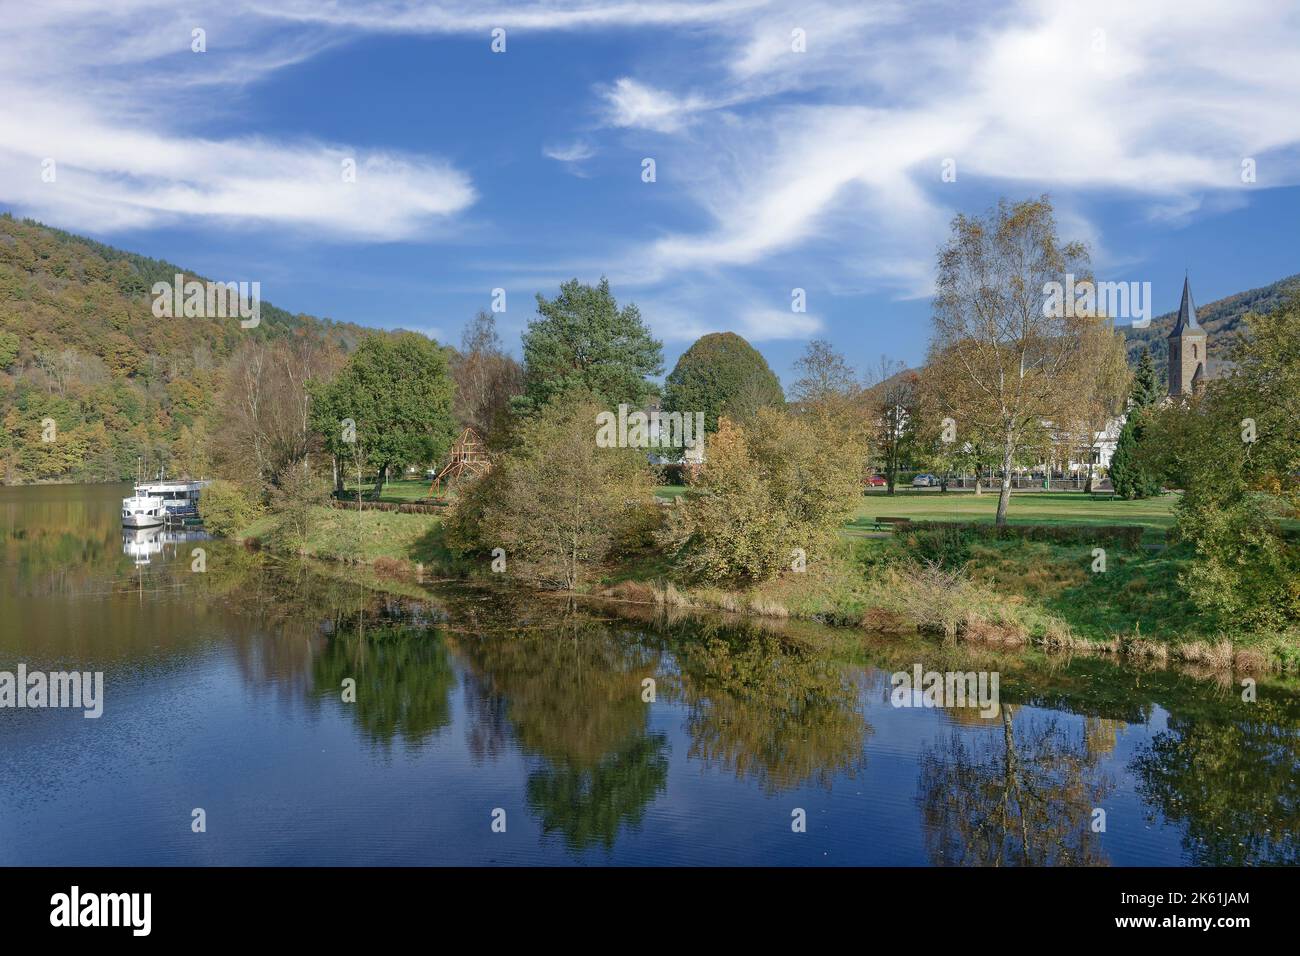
[312, 613, 457, 750]
[917, 706, 1114, 866]
[449, 606, 670, 851]
[667, 619, 871, 794]
[1132, 703, 1300, 865]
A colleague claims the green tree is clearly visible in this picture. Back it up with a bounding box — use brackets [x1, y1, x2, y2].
[312, 332, 456, 495]
[1110, 346, 1163, 499]
[662, 332, 783, 432]
[1132, 346, 1163, 408]
[520, 278, 663, 411]
[1108, 418, 1150, 499]
[1141, 294, 1300, 629]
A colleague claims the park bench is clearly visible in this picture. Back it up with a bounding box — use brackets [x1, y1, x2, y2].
[873, 516, 913, 532]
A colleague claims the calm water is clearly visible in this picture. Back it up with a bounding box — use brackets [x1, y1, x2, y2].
[2, 484, 1297, 866]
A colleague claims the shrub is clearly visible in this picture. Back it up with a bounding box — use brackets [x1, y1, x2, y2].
[659, 408, 865, 586]
[1175, 490, 1300, 631]
[904, 525, 971, 568]
[200, 479, 265, 536]
[658, 422, 791, 584]
[907, 520, 1144, 550]
[889, 561, 971, 638]
[268, 466, 331, 554]
[445, 391, 657, 589]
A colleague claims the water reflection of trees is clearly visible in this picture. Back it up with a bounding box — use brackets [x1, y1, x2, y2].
[666, 620, 871, 794]
[448, 611, 669, 851]
[311, 613, 457, 750]
[917, 706, 1113, 866]
[1132, 704, 1300, 865]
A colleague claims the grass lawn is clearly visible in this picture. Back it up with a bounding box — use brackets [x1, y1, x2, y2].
[341, 478, 438, 503]
[241, 505, 448, 564]
[847, 489, 1179, 541]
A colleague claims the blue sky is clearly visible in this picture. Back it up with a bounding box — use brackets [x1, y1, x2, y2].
[2, 1, 1299, 383]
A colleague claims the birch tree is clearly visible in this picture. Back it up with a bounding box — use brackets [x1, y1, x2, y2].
[927, 197, 1092, 524]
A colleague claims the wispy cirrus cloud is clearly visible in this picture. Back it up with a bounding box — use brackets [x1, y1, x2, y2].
[600, 78, 722, 134]
[587, 0, 1300, 300]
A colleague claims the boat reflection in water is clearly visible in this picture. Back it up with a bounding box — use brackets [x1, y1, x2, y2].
[121, 525, 211, 565]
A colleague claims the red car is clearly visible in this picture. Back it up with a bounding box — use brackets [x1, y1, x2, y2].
[863, 475, 887, 487]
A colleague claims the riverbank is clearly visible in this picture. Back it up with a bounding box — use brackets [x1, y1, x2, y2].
[236, 503, 1300, 673]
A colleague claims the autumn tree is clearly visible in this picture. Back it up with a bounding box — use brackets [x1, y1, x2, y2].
[214, 331, 342, 490]
[445, 391, 657, 589]
[789, 339, 858, 407]
[1054, 316, 1131, 492]
[450, 310, 523, 447]
[659, 407, 865, 585]
[864, 357, 919, 495]
[926, 196, 1094, 524]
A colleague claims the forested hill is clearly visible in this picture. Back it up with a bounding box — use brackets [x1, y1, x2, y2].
[0, 214, 371, 483]
[1122, 272, 1299, 374]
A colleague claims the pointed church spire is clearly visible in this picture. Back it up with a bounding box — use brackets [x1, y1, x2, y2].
[1168, 275, 1200, 338]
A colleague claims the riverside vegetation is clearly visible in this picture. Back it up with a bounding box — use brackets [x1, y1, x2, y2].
[6, 203, 1298, 670]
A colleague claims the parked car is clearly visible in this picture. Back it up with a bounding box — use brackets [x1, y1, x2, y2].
[864, 475, 887, 488]
[911, 473, 940, 487]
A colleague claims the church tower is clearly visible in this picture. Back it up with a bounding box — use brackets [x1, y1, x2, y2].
[1167, 275, 1206, 397]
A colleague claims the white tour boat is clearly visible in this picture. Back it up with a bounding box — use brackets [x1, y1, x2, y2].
[121, 479, 209, 528]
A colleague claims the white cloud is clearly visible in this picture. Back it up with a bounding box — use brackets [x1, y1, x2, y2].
[5, 0, 1300, 302]
[543, 140, 596, 164]
[252, 0, 763, 33]
[600, 78, 718, 133]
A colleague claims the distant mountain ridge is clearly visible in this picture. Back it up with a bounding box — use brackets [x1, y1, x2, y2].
[1121, 272, 1299, 379]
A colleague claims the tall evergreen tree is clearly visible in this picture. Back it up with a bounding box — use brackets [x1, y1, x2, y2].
[1132, 346, 1164, 409]
[1110, 346, 1163, 499]
[520, 278, 663, 412]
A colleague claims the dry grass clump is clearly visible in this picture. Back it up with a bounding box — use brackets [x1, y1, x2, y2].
[1176, 639, 1235, 669]
[601, 580, 657, 604]
[748, 596, 791, 618]
[652, 581, 691, 607]
[1232, 646, 1270, 673]
[861, 606, 907, 632]
[957, 610, 1028, 646]
[371, 556, 415, 579]
[889, 561, 969, 638]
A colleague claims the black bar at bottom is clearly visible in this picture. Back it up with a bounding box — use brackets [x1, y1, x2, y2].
[0, 866, 1274, 941]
